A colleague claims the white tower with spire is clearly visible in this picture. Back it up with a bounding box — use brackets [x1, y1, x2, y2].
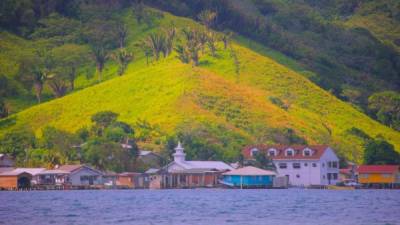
[173, 142, 186, 163]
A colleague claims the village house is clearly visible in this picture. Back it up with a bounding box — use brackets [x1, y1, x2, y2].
[58, 165, 103, 187]
[0, 168, 45, 190]
[242, 145, 340, 187]
[138, 150, 163, 168]
[149, 143, 233, 189]
[357, 165, 400, 188]
[103, 171, 118, 188]
[0, 154, 14, 168]
[35, 170, 70, 188]
[221, 166, 276, 188]
[116, 172, 148, 189]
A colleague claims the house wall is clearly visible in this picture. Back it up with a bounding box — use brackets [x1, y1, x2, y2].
[117, 176, 134, 188]
[319, 148, 339, 185]
[359, 173, 396, 184]
[69, 168, 103, 186]
[222, 175, 273, 187]
[0, 157, 14, 167]
[0, 176, 18, 189]
[149, 175, 162, 189]
[274, 160, 321, 186]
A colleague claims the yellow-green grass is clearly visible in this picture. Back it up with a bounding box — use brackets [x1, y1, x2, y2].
[1, 10, 399, 163]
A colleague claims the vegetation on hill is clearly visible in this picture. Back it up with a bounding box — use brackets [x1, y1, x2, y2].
[0, 0, 399, 168]
[146, 0, 400, 127]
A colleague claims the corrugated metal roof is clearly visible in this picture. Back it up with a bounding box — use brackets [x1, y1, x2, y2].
[58, 164, 83, 172]
[145, 168, 160, 174]
[178, 161, 233, 171]
[0, 168, 45, 176]
[357, 165, 399, 173]
[223, 166, 276, 176]
[0, 167, 14, 174]
[38, 170, 70, 175]
[12, 168, 46, 176]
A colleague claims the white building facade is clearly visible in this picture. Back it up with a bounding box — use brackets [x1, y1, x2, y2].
[243, 145, 339, 187]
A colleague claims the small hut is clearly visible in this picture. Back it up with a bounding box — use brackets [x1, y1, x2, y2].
[221, 166, 276, 188]
[0, 171, 32, 190]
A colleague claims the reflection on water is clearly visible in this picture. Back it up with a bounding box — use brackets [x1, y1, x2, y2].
[1, 189, 400, 225]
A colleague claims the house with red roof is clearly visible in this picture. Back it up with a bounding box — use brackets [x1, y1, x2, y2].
[242, 145, 339, 187]
[357, 165, 400, 188]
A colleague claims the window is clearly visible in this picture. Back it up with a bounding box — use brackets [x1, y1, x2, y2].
[322, 163, 325, 168]
[328, 162, 332, 168]
[279, 163, 287, 169]
[286, 149, 294, 156]
[332, 161, 338, 168]
[303, 148, 312, 156]
[250, 148, 259, 157]
[322, 175, 325, 179]
[333, 173, 338, 180]
[293, 163, 301, 169]
[304, 163, 308, 167]
[268, 149, 276, 157]
[312, 163, 317, 167]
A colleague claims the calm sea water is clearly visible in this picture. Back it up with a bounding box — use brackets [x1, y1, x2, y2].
[1, 189, 400, 225]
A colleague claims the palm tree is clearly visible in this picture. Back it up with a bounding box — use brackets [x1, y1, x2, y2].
[47, 75, 68, 98]
[175, 45, 190, 64]
[163, 26, 176, 56]
[92, 46, 108, 82]
[222, 30, 233, 49]
[206, 31, 218, 57]
[197, 10, 217, 29]
[111, 48, 134, 75]
[145, 33, 166, 60]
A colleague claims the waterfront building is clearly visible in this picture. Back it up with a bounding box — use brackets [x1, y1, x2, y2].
[58, 164, 103, 187]
[357, 165, 400, 188]
[117, 172, 148, 189]
[242, 145, 340, 187]
[0, 154, 14, 168]
[138, 150, 163, 168]
[103, 171, 118, 188]
[221, 166, 276, 188]
[36, 169, 70, 187]
[0, 168, 45, 189]
[150, 142, 233, 189]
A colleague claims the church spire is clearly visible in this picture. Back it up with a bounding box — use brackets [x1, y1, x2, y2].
[173, 141, 186, 163]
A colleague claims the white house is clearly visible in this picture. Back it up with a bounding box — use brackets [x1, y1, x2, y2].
[243, 145, 339, 187]
[58, 165, 103, 186]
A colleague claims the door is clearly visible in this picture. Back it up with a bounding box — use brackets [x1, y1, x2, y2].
[89, 176, 94, 185]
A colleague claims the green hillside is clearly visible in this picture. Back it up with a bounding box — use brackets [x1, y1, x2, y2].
[343, 0, 400, 53]
[1, 10, 399, 163]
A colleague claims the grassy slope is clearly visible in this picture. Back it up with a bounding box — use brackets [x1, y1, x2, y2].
[0, 11, 399, 163]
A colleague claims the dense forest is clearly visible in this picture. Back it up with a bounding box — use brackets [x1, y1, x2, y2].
[0, 0, 399, 169]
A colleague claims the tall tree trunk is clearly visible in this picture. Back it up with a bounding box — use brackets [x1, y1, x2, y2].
[97, 63, 104, 82]
[34, 82, 43, 103]
[69, 68, 76, 90]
